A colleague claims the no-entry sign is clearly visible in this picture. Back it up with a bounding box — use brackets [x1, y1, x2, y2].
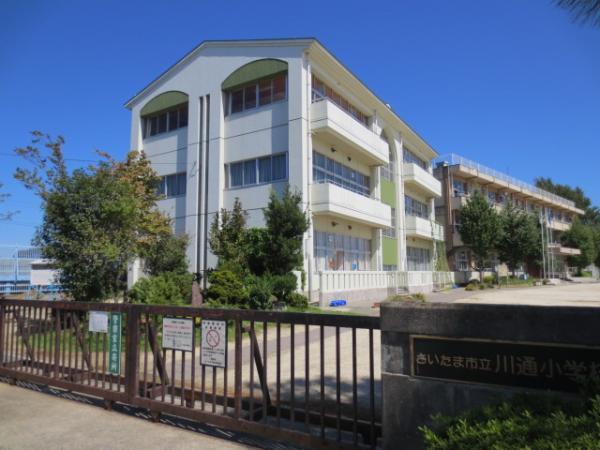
[201, 320, 227, 368]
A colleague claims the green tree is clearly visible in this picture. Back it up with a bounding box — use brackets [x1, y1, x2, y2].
[14, 132, 171, 301]
[534, 177, 598, 225]
[561, 220, 597, 274]
[0, 182, 17, 221]
[209, 198, 248, 273]
[142, 233, 188, 276]
[497, 201, 540, 275]
[262, 186, 310, 275]
[458, 191, 502, 281]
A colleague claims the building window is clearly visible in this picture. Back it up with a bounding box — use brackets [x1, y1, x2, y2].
[456, 251, 469, 271]
[453, 179, 468, 197]
[407, 246, 431, 271]
[226, 153, 287, 188]
[383, 208, 396, 238]
[157, 172, 186, 198]
[314, 231, 371, 271]
[405, 195, 429, 219]
[312, 151, 370, 197]
[403, 148, 428, 170]
[226, 73, 287, 116]
[143, 104, 188, 139]
[381, 148, 395, 181]
[311, 75, 369, 127]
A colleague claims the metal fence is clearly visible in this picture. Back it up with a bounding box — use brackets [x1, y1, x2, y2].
[0, 299, 381, 449]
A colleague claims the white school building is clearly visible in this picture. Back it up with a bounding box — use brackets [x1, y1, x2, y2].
[125, 38, 452, 304]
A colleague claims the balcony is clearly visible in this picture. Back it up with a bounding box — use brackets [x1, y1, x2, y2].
[311, 182, 391, 228]
[548, 220, 571, 232]
[403, 163, 441, 198]
[548, 243, 581, 256]
[310, 99, 389, 166]
[405, 215, 444, 241]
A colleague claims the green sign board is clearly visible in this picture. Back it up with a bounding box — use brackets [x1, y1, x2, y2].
[108, 313, 122, 375]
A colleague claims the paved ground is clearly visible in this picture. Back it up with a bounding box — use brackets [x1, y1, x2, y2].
[343, 279, 600, 315]
[0, 382, 291, 450]
[454, 280, 600, 307]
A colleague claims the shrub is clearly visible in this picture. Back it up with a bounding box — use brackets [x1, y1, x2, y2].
[288, 292, 309, 308]
[205, 269, 248, 307]
[420, 393, 600, 450]
[482, 275, 495, 285]
[270, 273, 298, 303]
[464, 284, 477, 291]
[130, 272, 193, 305]
[246, 276, 275, 310]
[412, 292, 426, 302]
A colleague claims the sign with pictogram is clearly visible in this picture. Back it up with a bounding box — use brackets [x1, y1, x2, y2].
[201, 320, 227, 368]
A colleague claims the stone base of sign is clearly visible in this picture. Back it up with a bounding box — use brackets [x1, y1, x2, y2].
[381, 301, 600, 450]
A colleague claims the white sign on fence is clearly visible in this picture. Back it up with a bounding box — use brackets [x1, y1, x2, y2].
[162, 317, 194, 352]
[201, 320, 227, 368]
[88, 311, 109, 333]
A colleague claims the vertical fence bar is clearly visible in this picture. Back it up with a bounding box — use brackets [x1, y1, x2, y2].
[261, 320, 267, 422]
[249, 321, 254, 419]
[211, 366, 217, 413]
[53, 309, 61, 378]
[290, 322, 295, 424]
[336, 326, 341, 442]
[102, 328, 107, 389]
[95, 330, 100, 387]
[125, 307, 140, 403]
[276, 321, 281, 426]
[369, 327, 375, 448]
[304, 322, 309, 430]
[0, 304, 5, 365]
[320, 324, 325, 440]
[180, 350, 186, 407]
[170, 349, 176, 404]
[352, 327, 358, 445]
[234, 318, 242, 419]
[189, 315, 196, 409]
[72, 313, 78, 381]
[42, 308, 49, 373]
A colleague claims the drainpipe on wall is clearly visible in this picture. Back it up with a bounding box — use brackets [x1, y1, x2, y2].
[304, 52, 313, 302]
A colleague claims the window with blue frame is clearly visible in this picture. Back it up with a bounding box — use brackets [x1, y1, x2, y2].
[227, 153, 287, 188]
[157, 172, 186, 198]
[312, 151, 370, 197]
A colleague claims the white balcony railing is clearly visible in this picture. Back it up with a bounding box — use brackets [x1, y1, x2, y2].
[311, 182, 392, 228]
[436, 153, 580, 211]
[316, 270, 455, 294]
[403, 162, 442, 198]
[405, 215, 444, 241]
[310, 99, 389, 165]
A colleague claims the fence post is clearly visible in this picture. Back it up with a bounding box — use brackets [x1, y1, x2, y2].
[0, 304, 4, 364]
[125, 305, 140, 401]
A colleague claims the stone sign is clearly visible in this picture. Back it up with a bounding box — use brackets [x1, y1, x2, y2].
[412, 336, 600, 392]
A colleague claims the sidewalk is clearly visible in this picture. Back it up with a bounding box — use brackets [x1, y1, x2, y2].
[0, 382, 279, 450]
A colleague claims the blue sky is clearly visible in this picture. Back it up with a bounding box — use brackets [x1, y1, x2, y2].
[1, 0, 598, 246]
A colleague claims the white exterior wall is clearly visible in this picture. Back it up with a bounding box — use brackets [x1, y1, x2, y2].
[126, 40, 444, 298]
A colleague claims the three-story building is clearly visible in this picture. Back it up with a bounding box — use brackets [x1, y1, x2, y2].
[434, 154, 584, 282]
[125, 38, 447, 304]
